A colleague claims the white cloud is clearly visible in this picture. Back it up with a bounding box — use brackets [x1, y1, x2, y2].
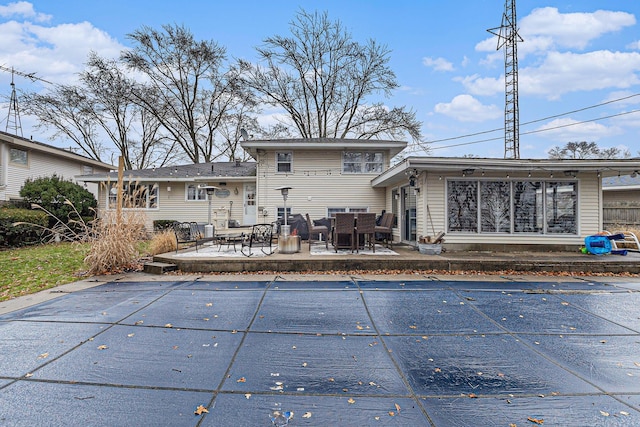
[533, 118, 619, 142]
[422, 56, 454, 72]
[434, 94, 502, 122]
[478, 7, 636, 55]
[628, 40, 640, 50]
[520, 51, 640, 99]
[0, 1, 50, 22]
[455, 74, 503, 96]
[0, 17, 124, 85]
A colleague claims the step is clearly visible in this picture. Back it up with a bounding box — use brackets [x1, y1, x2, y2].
[144, 262, 178, 274]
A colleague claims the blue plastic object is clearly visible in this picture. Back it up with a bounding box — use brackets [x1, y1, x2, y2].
[584, 235, 611, 255]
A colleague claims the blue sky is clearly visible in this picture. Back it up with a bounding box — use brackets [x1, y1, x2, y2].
[0, 0, 639, 160]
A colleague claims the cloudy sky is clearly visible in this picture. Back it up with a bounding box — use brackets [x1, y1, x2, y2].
[0, 0, 639, 159]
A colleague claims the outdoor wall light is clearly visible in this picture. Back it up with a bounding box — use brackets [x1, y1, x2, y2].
[405, 168, 419, 187]
[462, 168, 475, 177]
[563, 170, 578, 178]
[631, 170, 638, 178]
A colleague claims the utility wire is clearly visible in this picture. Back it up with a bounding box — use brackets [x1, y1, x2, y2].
[429, 93, 640, 150]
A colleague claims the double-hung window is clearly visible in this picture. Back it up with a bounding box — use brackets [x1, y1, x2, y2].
[108, 183, 158, 209]
[276, 152, 292, 173]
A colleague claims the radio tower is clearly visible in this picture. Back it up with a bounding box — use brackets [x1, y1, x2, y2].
[488, 0, 523, 159]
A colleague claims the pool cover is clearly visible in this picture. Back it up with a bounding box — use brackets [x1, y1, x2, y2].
[1, 278, 639, 426]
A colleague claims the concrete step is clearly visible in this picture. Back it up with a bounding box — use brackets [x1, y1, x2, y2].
[144, 262, 178, 274]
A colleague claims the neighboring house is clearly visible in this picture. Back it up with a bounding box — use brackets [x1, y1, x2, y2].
[0, 131, 114, 202]
[79, 138, 640, 251]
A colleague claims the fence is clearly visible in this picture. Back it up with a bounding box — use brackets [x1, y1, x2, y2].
[603, 206, 640, 230]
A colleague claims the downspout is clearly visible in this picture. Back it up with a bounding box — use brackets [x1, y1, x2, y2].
[0, 141, 7, 191]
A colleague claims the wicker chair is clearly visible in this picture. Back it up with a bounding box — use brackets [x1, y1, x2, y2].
[374, 212, 395, 248]
[305, 213, 329, 249]
[354, 213, 376, 253]
[332, 212, 355, 252]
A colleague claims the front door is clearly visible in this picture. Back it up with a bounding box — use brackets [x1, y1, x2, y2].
[243, 183, 256, 225]
[401, 186, 417, 242]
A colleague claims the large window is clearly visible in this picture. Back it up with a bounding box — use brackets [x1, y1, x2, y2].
[342, 152, 383, 173]
[186, 184, 207, 201]
[108, 183, 158, 209]
[9, 147, 28, 165]
[447, 180, 577, 235]
[276, 152, 292, 173]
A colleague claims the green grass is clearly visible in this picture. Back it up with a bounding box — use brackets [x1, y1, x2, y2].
[0, 242, 91, 302]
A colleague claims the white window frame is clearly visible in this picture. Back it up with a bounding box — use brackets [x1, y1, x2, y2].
[9, 147, 28, 166]
[342, 151, 383, 174]
[185, 183, 208, 201]
[327, 207, 369, 217]
[276, 151, 293, 173]
[108, 182, 159, 210]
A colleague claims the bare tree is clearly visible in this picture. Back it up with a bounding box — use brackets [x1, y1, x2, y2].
[21, 85, 106, 161]
[548, 141, 631, 159]
[239, 9, 422, 144]
[121, 24, 256, 163]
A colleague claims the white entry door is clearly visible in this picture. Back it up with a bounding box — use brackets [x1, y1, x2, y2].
[243, 183, 256, 225]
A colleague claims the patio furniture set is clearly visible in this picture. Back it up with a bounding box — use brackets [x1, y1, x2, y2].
[172, 211, 395, 256]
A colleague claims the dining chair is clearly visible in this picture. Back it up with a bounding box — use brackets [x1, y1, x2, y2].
[332, 212, 355, 252]
[354, 212, 376, 253]
[305, 213, 329, 249]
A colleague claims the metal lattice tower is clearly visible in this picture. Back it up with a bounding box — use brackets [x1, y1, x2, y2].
[488, 0, 523, 159]
[5, 69, 23, 137]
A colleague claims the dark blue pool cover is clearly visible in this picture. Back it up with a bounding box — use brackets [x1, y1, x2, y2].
[1, 278, 640, 426]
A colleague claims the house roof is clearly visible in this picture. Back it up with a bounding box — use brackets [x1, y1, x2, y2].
[241, 138, 407, 158]
[0, 131, 115, 170]
[372, 157, 640, 187]
[77, 161, 257, 183]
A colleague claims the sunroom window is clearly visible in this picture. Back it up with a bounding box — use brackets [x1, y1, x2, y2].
[447, 179, 577, 235]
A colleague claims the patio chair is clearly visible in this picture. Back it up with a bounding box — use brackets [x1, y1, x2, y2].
[375, 212, 395, 248]
[241, 223, 275, 257]
[354, 212, 376, 253]
[332, 212, 355, 252]
[305, 213, 329, 249]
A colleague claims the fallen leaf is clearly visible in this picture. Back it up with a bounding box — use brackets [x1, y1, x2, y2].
[206, 303, 213, 307]
[127, 333, 135, 338]
[434, 368, 442, 373]
[348, 398, 356, 404]
[38, 353, 49, 359]
[409, 325, 417, 329]
[356, 325, 364, 330]
[164, 323, 173, 328]
[25, 373, 33, 378]
[302, 412, 312, 419]
[97, 345, 108, 350]
[600, 411, 610, 417]
[620, 411, 630, 416]
[302, 362, 308, 367]
[194, 405, 209, 415]
[395, 403, 401, 412]
[527, 417, 544, 424]
[561, 302, 569, 306]
[244, 393, 251, 399]
[388, 411, 395, 416]
[135, 320, 143, 325]
[468, 393, 478, 398]
[237, 377, 246, 383]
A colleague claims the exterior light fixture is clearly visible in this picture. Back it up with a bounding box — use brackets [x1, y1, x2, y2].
[405, 168, 419, 187]
[275, 186, 293, 235]
[462, 168, 475, 177]
[199, 185, 219, 225]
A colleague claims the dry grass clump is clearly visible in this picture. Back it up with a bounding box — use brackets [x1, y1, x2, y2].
[149, 230, 177, 255]
[84, 211, 148, 275]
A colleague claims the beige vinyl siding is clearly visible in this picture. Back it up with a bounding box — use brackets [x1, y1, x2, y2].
[4, 148, 107, 200]
[98, 181, 249, 231]
[255, 149, 387, 221]
[604, 189, 640, 205]
[579, 173, 600, 236]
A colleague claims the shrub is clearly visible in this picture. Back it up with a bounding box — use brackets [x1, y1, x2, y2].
[149, 230, 177, 255]
[20, 175, 97, 228]
[0, 207, 48, 247]
[153, 219, 177, 231]
[84, 211, 148, 275]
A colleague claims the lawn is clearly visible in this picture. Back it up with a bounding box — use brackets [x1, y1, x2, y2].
[0, 243, 91, 302]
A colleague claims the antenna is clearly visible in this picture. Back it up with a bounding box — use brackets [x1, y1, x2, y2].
[488, 0, 523, 159]
[6, 69, 23, 136]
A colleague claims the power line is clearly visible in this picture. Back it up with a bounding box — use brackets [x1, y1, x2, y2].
[428, 92, 640, 150]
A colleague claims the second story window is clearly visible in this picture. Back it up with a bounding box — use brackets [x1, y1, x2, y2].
[343, 151, 383, 173]
[276, 152, 292, 173]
